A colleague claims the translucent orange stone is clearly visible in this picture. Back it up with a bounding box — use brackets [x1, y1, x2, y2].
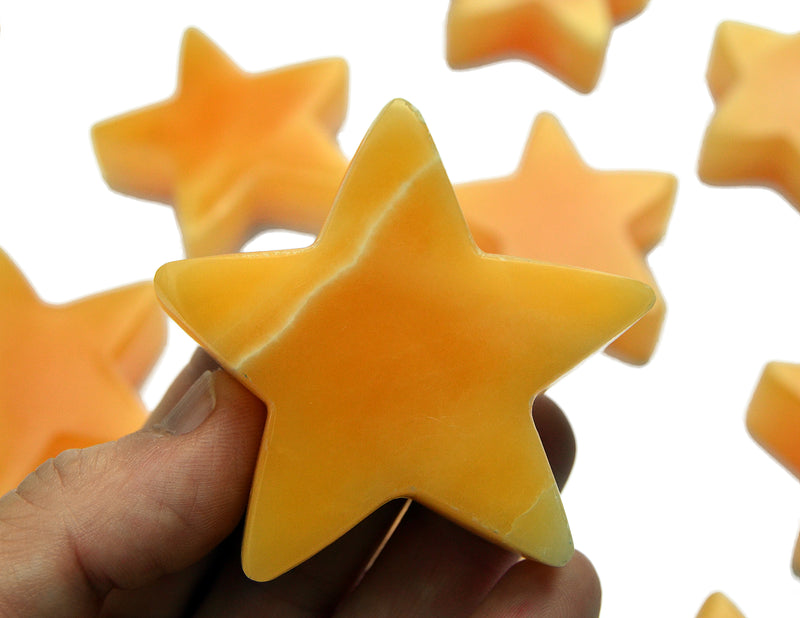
[696, 593, 746, 618]
[0, 250, 166, 494]
[456, 113, 675, 365]
[155, 99, 654, 581]
[92, 28, 349, 257]
[699, 22, 800, 211]
[446, 0, 649, 92]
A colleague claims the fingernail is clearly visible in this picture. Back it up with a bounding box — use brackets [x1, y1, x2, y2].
[157, 370, 217, 435]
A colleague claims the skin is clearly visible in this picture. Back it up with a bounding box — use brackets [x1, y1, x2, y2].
[0, 350, 601, 616]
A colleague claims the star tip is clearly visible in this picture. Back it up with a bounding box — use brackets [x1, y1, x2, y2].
[534, 111, 562, 128]
[153, 260, 182, 303]
[181, 26, 210, 45]
[638, 280, 657, 312]
[179, 27, 223, 63]
[368, 99, 430, 141]
[382, 97, 420, 117]
[532, 112, 572, 142]
[240, 548, 289, 583]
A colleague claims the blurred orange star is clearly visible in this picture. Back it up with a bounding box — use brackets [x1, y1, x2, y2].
[93, 28, 349, 257]
[0, 250, 166, 494]
[456, 113, 675, 364]
[446, 0, 649, 92]
[699, 22, 800, 211]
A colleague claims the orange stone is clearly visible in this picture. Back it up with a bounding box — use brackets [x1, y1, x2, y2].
[155, 99, 654, 581]
[699, 22, 800, 211]
[446, 0, 649, 92]
[92, 28, 349, 257]
[0, 250, 166, 494]
[696, 593, 746, 618]
[456, 113, 674, 365]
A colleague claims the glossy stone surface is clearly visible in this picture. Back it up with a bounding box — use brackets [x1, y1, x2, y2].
[0, 250, 166, 494]
[456, 113, 674, 365]
[446, 0, 649, 92]
[699, 22, 800, 211]
[93, 28, 349, 257]
[155, 99, 654, 581]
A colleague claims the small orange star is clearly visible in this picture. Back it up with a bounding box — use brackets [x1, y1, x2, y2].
[155, 99, 654, 581]
[699, 22, 800, 211]
[456, 113, 675, 365]
[92, 28, 349, 257]
[446, 0, 649, 92]
[0, 250, 166, 494]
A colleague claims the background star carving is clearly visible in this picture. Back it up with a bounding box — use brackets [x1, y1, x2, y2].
[446, 0, 649, 92]
[456, 113, 675, 365]
[699, 22, 800, 211]
[92, 28, 349, 257]
[0, 250, 166, 493]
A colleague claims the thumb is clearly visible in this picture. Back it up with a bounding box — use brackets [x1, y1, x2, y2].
[0, 369, 266, 615]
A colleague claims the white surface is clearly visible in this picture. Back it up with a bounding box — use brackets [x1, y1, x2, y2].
[1, 1, 800, 615]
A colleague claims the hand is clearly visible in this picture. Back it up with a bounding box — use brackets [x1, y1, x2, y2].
[0, 351, 600, 616]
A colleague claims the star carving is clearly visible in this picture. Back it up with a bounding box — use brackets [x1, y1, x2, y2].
[92, 28, 349, 257]
[0, 250, 166, 493]
[699, 22, 800, 211]
[456, 113, 675, 365]
[446, 0, 649, 92]
[155, 99, 654, 581]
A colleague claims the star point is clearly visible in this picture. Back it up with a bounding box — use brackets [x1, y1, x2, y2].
[155, 99, 654, 581]
[699, 23, 800, 211]
[455, 113, 675, 365]
[0, 250, 166, 493]
[696, 593, 746, 618]
[92, 28, 349, 257]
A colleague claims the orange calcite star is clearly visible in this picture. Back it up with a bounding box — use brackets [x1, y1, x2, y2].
[0, 250, 166, 494]
[696, 593, 746, 618]
[446, 0, 649, 92]
[456, 113, 675, 365]
[699, 22, 800, 211]
[92, 28, 349, 257]
[155, 99, 654, 581]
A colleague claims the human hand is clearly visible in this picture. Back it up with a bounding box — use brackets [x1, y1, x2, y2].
[0, 351, 600, 616]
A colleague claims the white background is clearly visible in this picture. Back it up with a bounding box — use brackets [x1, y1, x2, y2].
[2, 1, 800, 615]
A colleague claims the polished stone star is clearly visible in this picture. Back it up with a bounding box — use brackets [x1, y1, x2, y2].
[456, 113, 675, 365]
[699, 22, 800, 211]
[155, 99, 654, 581]
[0, 250, 166, 494]
[446, 0, 649, 92]
[92, 28, 349, 257]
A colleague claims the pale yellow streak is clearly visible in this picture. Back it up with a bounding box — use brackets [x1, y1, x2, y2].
[232, 155, 441, 369]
